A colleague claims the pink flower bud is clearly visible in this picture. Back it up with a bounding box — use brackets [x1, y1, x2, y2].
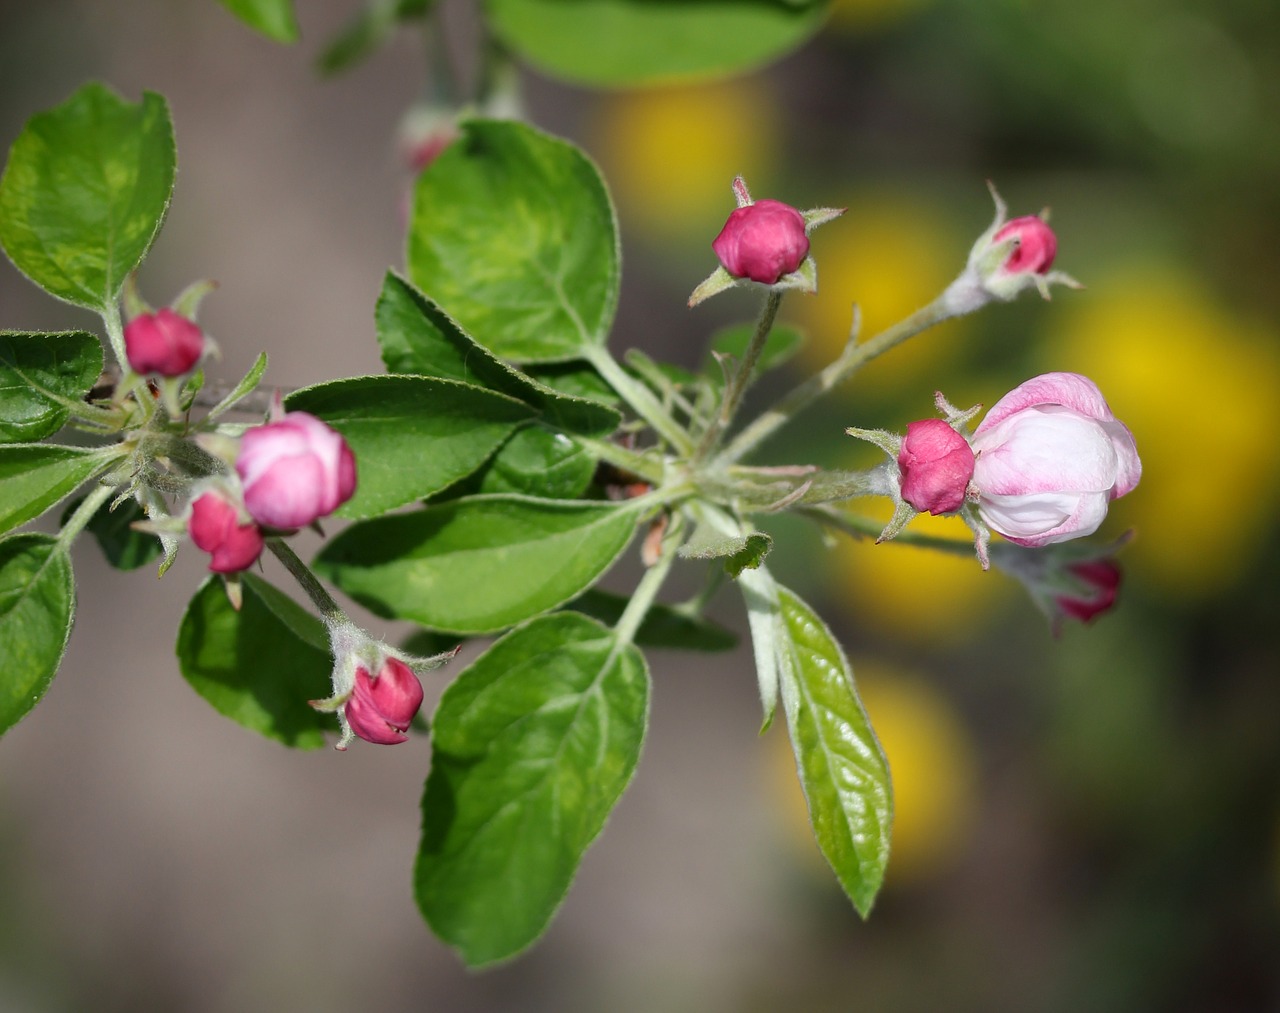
[897, 418, 976, 515]
[970, 372, 1141, 547]
[124, 309, 205, 377]
[343, 658, 424, 745]
[187, 491, 264, 573]
[236, 412, 357, 530]
[1056, 559, 1121, 624]
[711, 199, 810, 284]
[992, 215, 1057, 276]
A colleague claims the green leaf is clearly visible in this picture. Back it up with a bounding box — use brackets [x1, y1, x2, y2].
[176, 574, 337, 748]
[474, 425, 595, 499]
[61, 494, 162, 571]
[376, 273, 619, 437]
[0, 445, 113, 538]
[285, 374, 534, 519]
[486, 0, 829, 87]
[0, 83, 175, 311]
[315, 495, 643, 633]
[406, 120, 620, 363]
[216, 0, 300, 42]
[416, 612, 648, 965]
[0, 534, 75, 737]
[527, 362, 621, 408]
[568, 589, 736, 652]
[0, 331, 104, 442]
[775, 583, 892, 916]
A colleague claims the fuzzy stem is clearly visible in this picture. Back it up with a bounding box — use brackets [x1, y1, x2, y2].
[585, 346, 695, 455]
[720, 296, 953, 464]
[55, 482, 115, 552]
[612, 513, 684, 649]
[101, 302, 128, 372]
[266, 538, 348, 626]
[695, 290, 782, 461]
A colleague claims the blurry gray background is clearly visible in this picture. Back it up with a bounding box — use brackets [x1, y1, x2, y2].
[3, 1, 1280, 1010]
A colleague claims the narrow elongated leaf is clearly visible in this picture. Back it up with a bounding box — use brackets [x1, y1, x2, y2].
[176, 574, 337, 748]
[0, 332, 104, 442]
[285, 374, 534, 519]
[407, 120, 619, 363]
[315, 495, 643, 633]
[316, 0, 435, 75]
[216, 0, 300, 42]
[417, 612, 648, 965]
[775, 583, 892, 916]
[376, 272, 619, 436]
[0, 84, 175, 310]
[0, 534, 75, 737]
[0, 445, 113, 538]
[486, 0, 828, 87]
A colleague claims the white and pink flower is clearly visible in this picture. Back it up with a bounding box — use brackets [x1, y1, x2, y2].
[236, 412, 356, 530]
[969, 372, 1141, 547]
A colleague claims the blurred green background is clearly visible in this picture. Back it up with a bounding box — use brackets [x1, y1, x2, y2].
[2, 0, 1278, 1010]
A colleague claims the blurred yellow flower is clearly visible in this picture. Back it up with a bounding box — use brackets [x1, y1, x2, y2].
[590, 80, 777, 240]
[792, 192, 966, 389]
[765, 660, 978, 886]
[1043, 267, 1280, 598]
[825, 499, 1009, 643]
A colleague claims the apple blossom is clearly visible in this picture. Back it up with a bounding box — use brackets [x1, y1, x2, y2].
[344, 658, 424, 746]
[124, 308, 205, 377]
[712, 199, 810, 284]
[970, 372, 1140, 547]
[187, 490, 264, 573]
[897, 418, 975, 515]
[236, 412, 357, 530]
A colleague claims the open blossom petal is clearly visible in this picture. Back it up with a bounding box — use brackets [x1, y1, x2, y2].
[969, 372, 1140, 547]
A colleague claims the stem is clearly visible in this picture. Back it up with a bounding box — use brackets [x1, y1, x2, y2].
[55, 482, 115, 552]
[612, 513, 684, 649]
[695, 290, 782, 461]
[574, 435, 665, 485]
[719, 295, 953, 464]
[800, 503, 976, 558]
[266, 538, 348, 626]
[102, 301, 128, 371]
[585, 347, 694, 455]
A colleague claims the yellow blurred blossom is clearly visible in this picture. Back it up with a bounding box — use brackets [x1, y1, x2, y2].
[590, 79, 777, 239]
[1043, 267, 1280, 597]
[825, 499, 1009, 642]
[792, 192, 967, 389]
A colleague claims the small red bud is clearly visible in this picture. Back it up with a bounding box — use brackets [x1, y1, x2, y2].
[124, 309, 205, 377]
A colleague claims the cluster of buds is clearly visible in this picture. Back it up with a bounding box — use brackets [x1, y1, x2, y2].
[852, 372, 1141, 588]
[183, 406, 357, 575]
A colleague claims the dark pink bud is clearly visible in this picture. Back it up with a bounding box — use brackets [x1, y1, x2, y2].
[124, 309, 205, 377]
[1055, 559, 1121, 624]
[236, 412, 357, 530]
[897, 418, 975, 515]
[711, 199, 810, 284]
[344, 658, 424, 745]
[188, 491, 264, 573]
[993, 216, 1057, 275]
